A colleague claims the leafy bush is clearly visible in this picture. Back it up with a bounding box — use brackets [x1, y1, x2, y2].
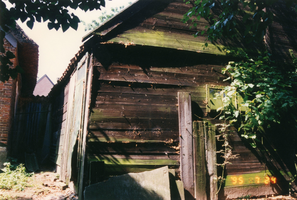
[0, 162, 33, 191]
[217, 50, 297, 147]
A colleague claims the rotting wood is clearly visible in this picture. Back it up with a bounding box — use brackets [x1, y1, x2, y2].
[88, 155, 179, 169]
[204, 122, 218, 200]
[87, 138, 179, 144]
[193, 121, 207, 200]
[96, 82, 212, 95]
[105, 63, 224, 75]
[78, 56, 93, 199]
[108, 29, 225, 55]
[88, 129, 179, 142]
[178, 92, 195, 197]
[87, 143, 179, 155]
[98, 67, 225, 87]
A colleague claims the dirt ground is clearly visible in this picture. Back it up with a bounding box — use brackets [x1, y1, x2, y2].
[0, 171, 77, 200]
[0, 171, 296, 200]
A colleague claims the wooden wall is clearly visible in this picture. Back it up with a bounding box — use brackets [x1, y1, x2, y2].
[87, 44, 228, 182]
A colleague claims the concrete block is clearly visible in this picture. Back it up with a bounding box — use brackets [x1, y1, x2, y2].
[84, 166, 171, 200]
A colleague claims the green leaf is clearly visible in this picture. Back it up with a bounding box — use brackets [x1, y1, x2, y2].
[47, 22, 54, 30]
[62, 23, 70, 32]
[282, 103, 288, 108]
[26, 19, 34, 29]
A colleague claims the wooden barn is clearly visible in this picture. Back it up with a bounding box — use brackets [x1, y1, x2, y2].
[13, 0, 297, 199]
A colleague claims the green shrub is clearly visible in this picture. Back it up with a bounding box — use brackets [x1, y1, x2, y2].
[0, 162, 33, 191]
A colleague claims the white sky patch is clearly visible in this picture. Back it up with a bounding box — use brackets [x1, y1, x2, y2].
[15, 0, 137, 83]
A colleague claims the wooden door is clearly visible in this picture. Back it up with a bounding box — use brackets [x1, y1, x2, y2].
[178, 92, 217, 200]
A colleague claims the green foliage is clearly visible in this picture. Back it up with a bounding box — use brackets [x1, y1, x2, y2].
[83, 5, 125, 31]
[0, 0, 106, 82]
[0, 162, 33, 191]
[217, 50, 297, 146]
[182, 0, 295, 43]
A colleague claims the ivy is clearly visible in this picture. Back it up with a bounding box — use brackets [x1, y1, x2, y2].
[217, 50, 297, 146]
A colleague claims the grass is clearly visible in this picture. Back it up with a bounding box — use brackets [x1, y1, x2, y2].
[0, 162, 33, 191]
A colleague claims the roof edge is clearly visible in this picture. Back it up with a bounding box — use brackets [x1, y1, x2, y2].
[82, 0, 154, 42]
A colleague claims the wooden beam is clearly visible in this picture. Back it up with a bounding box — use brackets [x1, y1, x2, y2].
[205, 122, 218, 200]
[193, 121, 207, 200]
[178, 92, 194, 197]
[78, 55, 93, 199]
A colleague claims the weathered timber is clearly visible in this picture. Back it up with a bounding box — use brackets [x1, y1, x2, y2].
[88, 154, 180, 175]
[88, 129, 178, 142]
[96, 93, 177, 105]
[106, 63, 224, 75]
[87, 142, 179, 155]
[98, 66, 225, 86]
[79, 57, 93, 199]
[193, 121, 207, 200]
[204, 123, 218, 200]
[96, 82, 209, 97]
[109, 29, 225, 55]
[178, 92, 195, 198]
[90, 106, 176, 121]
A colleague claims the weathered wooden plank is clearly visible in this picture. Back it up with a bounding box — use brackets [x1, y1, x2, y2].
[89, 122, 177, 132]
[96, 82, 210, 96]
[178, 92, 195, 197]
[142, 16, 207, 35]
[106, 63, 224, 76]
[87, 142, 179, 155]
[90, 106, 177, 122]
[108, 28, 226, 55]
[205, 123, 218, 200]
[88, 137, 179, 144]
[193, 121, 207, 200]
[89, 156, 179, 166]
[79, 59, 93, 199]
[98, 67, 225, 86]
[90, 112, 177, 123]
[89, 117, 178, 127]
[58, 70, 77, 182]
[96, 92, 177, 105]
[88, 129, 178, 142]
[88, 154, 180, 175]
[226, 165, 267, 174]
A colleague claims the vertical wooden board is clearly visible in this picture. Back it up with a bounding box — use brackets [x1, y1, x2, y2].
[60, 71, 77, 182]
[66, 79, 85, 183]
[79, 56, 93, 199]
[65, 54, 88, 185]
[178, 92, 194, 197]
[205, 122, 218, 200]
[193, 121, 207, 200]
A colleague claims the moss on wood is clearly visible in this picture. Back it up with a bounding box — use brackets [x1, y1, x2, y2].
[103, 29, 226, 55]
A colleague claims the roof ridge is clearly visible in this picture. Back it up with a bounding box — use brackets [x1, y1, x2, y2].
[9, 23, 38, 46]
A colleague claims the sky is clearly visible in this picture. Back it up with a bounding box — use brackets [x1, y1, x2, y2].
[15, 0, 136, 83]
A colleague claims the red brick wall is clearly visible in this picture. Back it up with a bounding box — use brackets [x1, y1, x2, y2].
[0, 38, 17, 146]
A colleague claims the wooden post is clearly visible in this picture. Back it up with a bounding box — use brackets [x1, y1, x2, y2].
[205, 122, 218, 200]
[78, 56, 93, 199]
[178, 92, 194, 197]
[193, 121, 207, 200]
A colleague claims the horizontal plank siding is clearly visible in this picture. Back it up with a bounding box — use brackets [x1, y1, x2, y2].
[88, 81, 182, 177]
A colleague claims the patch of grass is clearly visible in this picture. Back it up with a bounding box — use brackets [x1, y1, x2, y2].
[0, 162, 33, 191]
